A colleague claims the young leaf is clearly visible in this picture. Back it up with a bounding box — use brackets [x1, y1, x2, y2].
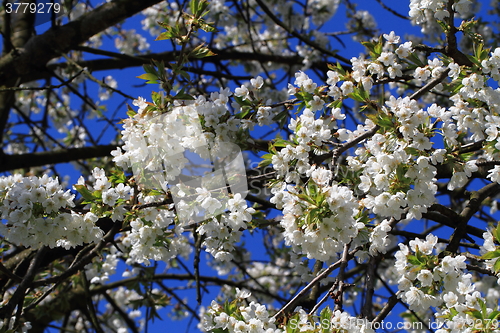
[494, 258, 500, 273]
[74, 185, 95, 202]
[156, 31, 174, 41]
[190, 45, 217, 58]
[481, 250, 500, 260]
[200, 22, 217, 33]
[137, 73, 159, 83]
[143, 64, 157, 75]
[495, 225, 500, 243]
[173, 88, 195, 100]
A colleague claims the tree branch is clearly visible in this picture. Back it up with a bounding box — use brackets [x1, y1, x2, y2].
[273, 247, 360, 319]
[447, 182, 500, 252]
[0, 144, 117, 172]
[0, 0, 164, 86]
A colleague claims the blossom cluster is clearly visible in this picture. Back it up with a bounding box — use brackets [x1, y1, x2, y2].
[85, 246, 121, 284]
[273, 181, 363, 262]
[197, 193, 255, 265]
[409, 0, 471, 23]
[76, 167, 133, 222]
[0, 174, 103, 249]
[409, 0, 473, 37]
[393, 234, 495, 331]
[121, 195, 192, 265]
[200, 290, 282, 333]
[113, 92, 256, 263]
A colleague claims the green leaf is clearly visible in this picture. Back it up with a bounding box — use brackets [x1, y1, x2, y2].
[404, 147, 420, 156]
[210, 329, 227, 333]
[286, 314, 299, 333]
[273, 109, 289, 129]
[257, 159, 272, 168]
[449, 81, 464, 94]
[336, 62, 347, 76]
[137, 73, 159, 82]
[148, 189, 165, 196]
[156, 31, 174, 41]
[156, 24, 183, 41]
[224, 300, 238, 315]
[189, 0, 198, 16]
[126, 105, 136, 117]
[74, 185, 95, 202]
[407, 52, 425, 67]
[362, 37, 383, 57]
[481, 250, 500, 260]
[232, 95, 252, 107]
[143, 64, 158, 75]
[198, 0, 209, 15]
[361, 41, 375, 53]
[151, 91, 164, 106]
[189, 0, 210, 18]
[319, 306, 332, 322]
[495, 225, 500, 243]
[469, 309, 483, 320]
[152, 59, 166, 74]
[479, 298, 488, 316]
[373, 39, 383, 56]
[190, 45, 217, 58]
[177, 70, 190, 81]
[347, 84, 370, 104]
[395, 163, 408, 180]
[488, 310, 500, 321]
[173, 88, 195, 100]
[467, 54, 481, 67]
[273, 139, 290, 148]
[327, 99, 343, 109]
[407, 254, 421, 265]
[437, 20, 450, 33]
[109, 170, 126, 184]
[235, 108, 250, 119]
[494, 258, 500, 273]
[200, 22, 217, 32]
[258, 154, 273, 168]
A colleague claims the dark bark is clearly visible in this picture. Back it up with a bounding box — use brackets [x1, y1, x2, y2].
[0, 144, 117, 172]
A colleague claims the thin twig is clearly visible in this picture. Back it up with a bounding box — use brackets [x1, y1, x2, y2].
[334, 243, 351, 311]
[157, 281, 201, 321]
[81, 270, 105, 333]
[0, 247, 47, 321]
[193, 231, 202, 304]
[447, 182, 500, 252]
[360, 255, 377, 319]
[103, 292, 140, 333]
[0, 261, 23, 282]
[410, 68, 450, 100]
[32, 221, 122, 287]
[273, 247, 360, 319]
[372, 293, 399, 324]
[309, 280, 339, 315]
[374, 0, 410, 19]
[0, 71, 84, 91]
[59, 53, 135, 100]
[253, 0, 350, 65]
